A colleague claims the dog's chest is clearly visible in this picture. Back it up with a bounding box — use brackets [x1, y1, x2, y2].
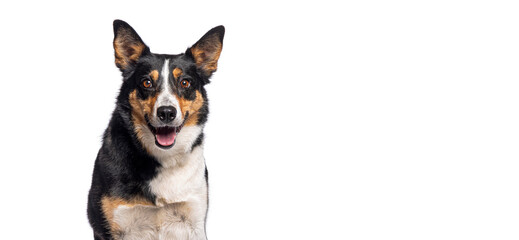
[148, 157, 207, 204]
[112, 150, 208, 240]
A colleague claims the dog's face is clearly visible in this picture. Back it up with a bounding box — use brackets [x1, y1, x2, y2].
[112, 20, 224, 159]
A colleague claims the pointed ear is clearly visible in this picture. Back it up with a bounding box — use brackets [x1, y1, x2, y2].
[113, 20, 149, 71]
[187, 26, 225, 77]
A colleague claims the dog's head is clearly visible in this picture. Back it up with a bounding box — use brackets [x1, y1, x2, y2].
[112, 20, 224, 159]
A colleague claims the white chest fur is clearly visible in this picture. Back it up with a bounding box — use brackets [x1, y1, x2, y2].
[149, 146, 207, 204]
[112, 146, 208, 240]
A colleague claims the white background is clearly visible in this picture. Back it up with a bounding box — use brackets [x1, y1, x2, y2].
[0, 0, 518, 239]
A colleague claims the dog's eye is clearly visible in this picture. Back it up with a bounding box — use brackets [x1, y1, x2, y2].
[180, 80, 190, 88]
[142, 79, 153, 88]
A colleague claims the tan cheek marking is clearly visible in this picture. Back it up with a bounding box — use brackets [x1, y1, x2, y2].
[129, 90, 146, 128]
[172, 68, 183, 80]
[178, 91, 204, 127]
[129, 90, 158, 145]
[149, 70, 159, 81]
[101, 196, 154, 235]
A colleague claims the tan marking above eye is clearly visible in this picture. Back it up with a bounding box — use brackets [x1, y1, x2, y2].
[173, 68, 183, 80]
[149, 70, 159, 81]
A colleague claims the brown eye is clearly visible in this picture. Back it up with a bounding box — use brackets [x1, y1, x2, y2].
[180, 80, 190, 88]
[142, 79, 153, 88]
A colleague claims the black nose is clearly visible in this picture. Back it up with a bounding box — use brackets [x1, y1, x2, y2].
[157, 106, 177, 124]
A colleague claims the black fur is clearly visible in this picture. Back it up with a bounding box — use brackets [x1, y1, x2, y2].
[87, 20, 224, 240]
[191, 132, 205, 151]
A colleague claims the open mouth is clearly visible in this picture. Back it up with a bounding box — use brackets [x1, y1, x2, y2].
[146, 117, 184, 149]
[153, 126, 182, 148]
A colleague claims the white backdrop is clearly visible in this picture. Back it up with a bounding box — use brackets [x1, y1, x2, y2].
[0, 1, 518, 239]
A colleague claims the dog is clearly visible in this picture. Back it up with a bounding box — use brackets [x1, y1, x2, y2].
[87, 20, 224, 240]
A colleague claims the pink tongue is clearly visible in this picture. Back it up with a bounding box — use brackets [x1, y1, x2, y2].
[156, 131, 177, 146]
